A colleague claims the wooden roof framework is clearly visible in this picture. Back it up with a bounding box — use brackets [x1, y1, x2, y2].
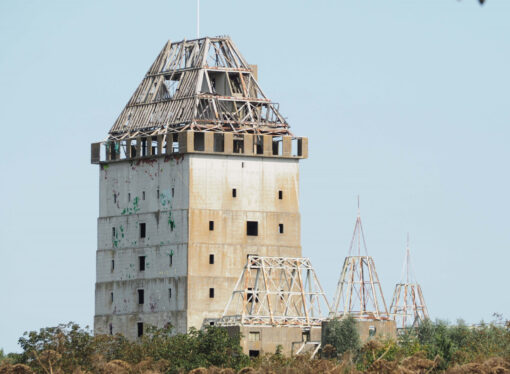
[107, 36, 290, 141]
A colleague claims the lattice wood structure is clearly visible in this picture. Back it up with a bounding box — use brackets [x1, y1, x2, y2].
[330, 210, 390, 320]
[389, 236, 429, 329]
[218, 256, 330, 327]
[108, 36, 289, 141]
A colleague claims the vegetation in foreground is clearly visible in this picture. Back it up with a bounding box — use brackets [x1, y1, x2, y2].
[1, 316, 510, 374]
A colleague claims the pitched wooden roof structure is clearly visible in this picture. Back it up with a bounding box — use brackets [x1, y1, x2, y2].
[108, 36, 290, 141]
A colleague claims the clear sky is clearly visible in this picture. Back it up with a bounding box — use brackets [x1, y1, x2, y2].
[1, 0, 509, 353]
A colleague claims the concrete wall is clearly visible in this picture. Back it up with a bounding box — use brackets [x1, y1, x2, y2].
[95, 152, 302, 339]
[224, 326, 321, 357]
[187, 154, 301, 329]
[321, 319, 397, 346]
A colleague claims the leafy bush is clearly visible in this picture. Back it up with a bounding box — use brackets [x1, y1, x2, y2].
[322, 315, 361, 357]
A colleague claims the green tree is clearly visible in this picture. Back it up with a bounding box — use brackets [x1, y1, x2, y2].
[322, 316, 361, 357]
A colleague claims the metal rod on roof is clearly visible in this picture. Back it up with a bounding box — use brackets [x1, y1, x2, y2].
[197, 0, 200, 38]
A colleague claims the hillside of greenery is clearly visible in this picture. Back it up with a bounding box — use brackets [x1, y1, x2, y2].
[1, 317, 510, 374]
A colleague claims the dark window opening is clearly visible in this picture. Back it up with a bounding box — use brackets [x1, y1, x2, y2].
[209, 321, 215, 326]
[209, 221, 214, 231]
[168, 288, 172, 300]
[213, 133, 224, 152]
[249, 350, 260, 358]
[272, 138, 282, 155]
[279, 224, 284, 234]
[110, 292, 114, 303]
[141, 138, 147, 157]
[247, 221, 258, 236]
[131, 145, 136, 157]
[128, 193, 131, 202]
[113, 194, 117, 203]
[194, 132, 205, 151]
[142, 191, 145, 200]
[111, 259, 115, 271]
[232, 188, 237, 198]
[278, 190, 283, 200]
[140, 223, 146, 238]
[209, 288, 215, 298]
[171, 187, 174, 197]
[169, 253, 173, 266]
[209, 254, 214, 264]
[247, 287, 259, 303]
[255, 136, 263, 155]
[109, 323, 113, 335]
[233, 138, 244, 153]
[138, 289, 144, 304]
[139, 256, 146, 271]
[137, 322, 143, 337]
[112, 227, 116, 238]
[302, 331, 310, 342]
[157, 189, 160, 199]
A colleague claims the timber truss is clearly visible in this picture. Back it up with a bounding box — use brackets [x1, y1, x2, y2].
[389, 235, 429, 329]
[330, 209, 390, 321]
[218, 256, 330, 327]
[108, 36, 290, 141]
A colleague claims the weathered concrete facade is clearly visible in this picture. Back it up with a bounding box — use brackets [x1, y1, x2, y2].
[93, 132, 307, 339]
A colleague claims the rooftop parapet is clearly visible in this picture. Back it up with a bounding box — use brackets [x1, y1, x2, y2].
[91, 131, 307, 164]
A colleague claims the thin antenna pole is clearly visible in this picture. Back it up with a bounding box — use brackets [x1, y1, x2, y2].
[406, 233, 410, 283]
[196, 0, 200, 38]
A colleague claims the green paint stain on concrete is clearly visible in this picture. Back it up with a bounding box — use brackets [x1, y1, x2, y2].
[121, 196, 140, 215]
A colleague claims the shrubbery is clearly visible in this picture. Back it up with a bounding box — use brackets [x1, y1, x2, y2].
[1, 318, 510, 373]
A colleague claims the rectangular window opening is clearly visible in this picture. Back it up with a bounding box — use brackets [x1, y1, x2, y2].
[169, 253, 173, 266]
[111, 259, 115, 272]
[112, 227, 116, 238]
[109, 323, 113, 335]
[247, 221, 258, 236]
[157, 189, 160, 199]
[137, 322, 143, 337]
[142, 191, 145, 200]
[278, 190, 283, 200]
[113, 194, 117, 204]
[209, 254, 214, 264]
[110, 292, 114, 303]
[249, 350, 260, 358]
[138, 289, 144, 304]
[128, 193, 131, 202]
[232, 188, 237, 198]
[139, 256, 146, 271]
[194, 132, 205, 151]
[209, 221, 214, 231]
[140, 223, 146, 238]
[248, 332, 260, 342]
[209, 288, 215, 298]
[213, 133, 225, 152]
[279, 224, 284, 234]
[171, 187, 175, 197]
[168, 288, 172, 300]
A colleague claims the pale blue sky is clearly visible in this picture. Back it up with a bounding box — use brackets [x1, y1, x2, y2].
[1, 0, 509, 353]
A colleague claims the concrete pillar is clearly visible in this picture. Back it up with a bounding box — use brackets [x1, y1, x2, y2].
[244, 134, 254, 155]
[204, 132, 214, 153]
[157, 135, 163, 155]
[91, 143, 101, 163]
[147, 137, 153, 156]
[263, 135, 272, 156]
[179, 131, 194, 153]
[135, 137, 141, 158]
[282, 136, 292, 157]
[165, 133, 172, 154]
[126, 139, 132, 158]
[224, 133, 233, 154]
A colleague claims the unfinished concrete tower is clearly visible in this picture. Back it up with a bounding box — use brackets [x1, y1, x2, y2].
[91, 36, 308, 339]
[389, 235, 429, 329]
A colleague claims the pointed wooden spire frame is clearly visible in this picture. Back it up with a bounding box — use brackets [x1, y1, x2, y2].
[389, 235, 429, 329]
[330, 201, 390, 320]
[107, 36, 290, 141]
